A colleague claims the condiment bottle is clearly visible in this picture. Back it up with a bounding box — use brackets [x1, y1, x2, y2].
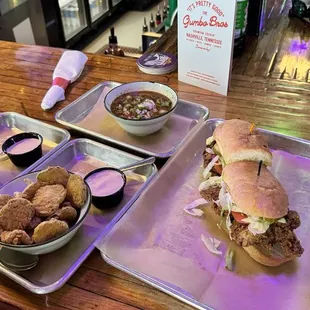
[162, 1, 167, 20]
[156, 5, 162, 25]
[104, 27, 125, 57]
[150, 13, 155, 31]
[143, 17, 148, 32]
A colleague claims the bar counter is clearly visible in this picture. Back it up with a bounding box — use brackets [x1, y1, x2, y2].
[0, 41, 310, 310]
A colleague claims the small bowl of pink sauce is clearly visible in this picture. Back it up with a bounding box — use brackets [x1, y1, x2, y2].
[2, 132, 43, 167]
[84, 167, 127, 209]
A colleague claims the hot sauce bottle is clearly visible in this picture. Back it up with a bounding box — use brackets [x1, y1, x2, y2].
[156, 5, 162, 25]
[104, 28, 125, 57]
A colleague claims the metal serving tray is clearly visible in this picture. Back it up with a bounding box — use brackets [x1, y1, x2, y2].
[0, 112, 70, 188]
[55, 81, 209, 158]
[0, 138, 157, 294]
[100, 119, 310, 310]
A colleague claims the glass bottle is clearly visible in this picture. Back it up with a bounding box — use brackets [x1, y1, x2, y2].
[156, 5, 162, 25]
[143, 17, 148, 32]
[150, 13, 155, 31]
[104, 28, 125, 56]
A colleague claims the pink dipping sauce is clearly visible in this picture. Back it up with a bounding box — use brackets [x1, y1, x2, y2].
[86, 169, 124, 196]
[7, 138, 41, 155]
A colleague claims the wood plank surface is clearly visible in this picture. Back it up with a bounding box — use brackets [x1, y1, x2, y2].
[0, 40, 310, 310]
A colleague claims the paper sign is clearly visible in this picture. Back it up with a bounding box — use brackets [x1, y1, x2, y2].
[178, 0, 237, 95]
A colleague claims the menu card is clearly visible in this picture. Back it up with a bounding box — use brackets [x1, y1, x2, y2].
[178, 0, 237, 95]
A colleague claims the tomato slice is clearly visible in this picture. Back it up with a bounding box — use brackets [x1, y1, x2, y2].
[213, 161, 223, 175]
[232, 211, 248, 223]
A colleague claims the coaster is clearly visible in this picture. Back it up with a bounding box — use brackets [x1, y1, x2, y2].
[137, 53, 177, 74]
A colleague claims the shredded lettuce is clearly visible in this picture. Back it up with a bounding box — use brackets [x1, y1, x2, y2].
[241, 216, 287, 235]
[217, 183, 233, 238]
[199, 176, 221, 192]
[241, 217, 271, 235]
[206, 136, 215, 146]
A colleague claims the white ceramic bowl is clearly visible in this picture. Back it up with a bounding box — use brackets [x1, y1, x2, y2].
[0, 171, 91, 255]
[104, 81, 178, 136]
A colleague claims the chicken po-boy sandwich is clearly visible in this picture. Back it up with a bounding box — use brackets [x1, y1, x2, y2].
[199, 161, 304, 266]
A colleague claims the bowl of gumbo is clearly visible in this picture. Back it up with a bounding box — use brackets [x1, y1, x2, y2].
[105, 82, 178, 136]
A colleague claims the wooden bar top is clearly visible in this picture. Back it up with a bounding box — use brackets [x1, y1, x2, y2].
[0, 41, 310, 310]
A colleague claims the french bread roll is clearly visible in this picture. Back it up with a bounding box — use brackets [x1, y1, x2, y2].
[243, 244, 296, 267]
[213, 119, 273, 166]
[222, 161, 288, 218]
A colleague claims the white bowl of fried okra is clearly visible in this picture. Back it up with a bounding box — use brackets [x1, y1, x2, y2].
[0, 166, 91, 255]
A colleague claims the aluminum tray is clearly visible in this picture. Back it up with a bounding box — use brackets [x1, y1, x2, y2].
[0, 138, 157, 294]
[100, 119, 310, 310]
[0, 112, 70, 188]
[55, 81, 209, 158]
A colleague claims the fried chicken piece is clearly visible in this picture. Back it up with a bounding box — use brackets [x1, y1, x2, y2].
[32, 184, 66, 217]
[60, 201, 72, 208]
[50, 206, 77, 223]
[37, 166, 69, 186]
[0, 195, 11, 209]
[1, 230, 32, 245]
[66, 174, 87, 208]
[23, 178, 33, 186]
[33, 219, 69, 243]
[21, 181, 45, 201]
[0, 198, 34, 231]
[27, 215, 42, 230]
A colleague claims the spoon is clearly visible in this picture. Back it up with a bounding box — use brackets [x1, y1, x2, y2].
[0, 248, 39, 272]
[119, 156, 155, 172]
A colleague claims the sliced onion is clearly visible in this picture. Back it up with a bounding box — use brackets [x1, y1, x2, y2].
[213, 199, 220, 206]
[184, 208, 204, 217]
[203, 155, 219, 179]
[205, 147, 214, 154]
[201, 234, 222, 255]
[278, 218, 286, 223]
[183, 198, 207, 217]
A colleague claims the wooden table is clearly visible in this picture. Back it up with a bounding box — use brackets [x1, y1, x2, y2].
[0, 41, 310, 310]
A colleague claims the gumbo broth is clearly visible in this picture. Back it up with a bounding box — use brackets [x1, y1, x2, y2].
[111, 91, 173, 120]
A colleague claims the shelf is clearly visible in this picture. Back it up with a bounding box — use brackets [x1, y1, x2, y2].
[59, 0, 74, 9]
[91, 9, 108, 22]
